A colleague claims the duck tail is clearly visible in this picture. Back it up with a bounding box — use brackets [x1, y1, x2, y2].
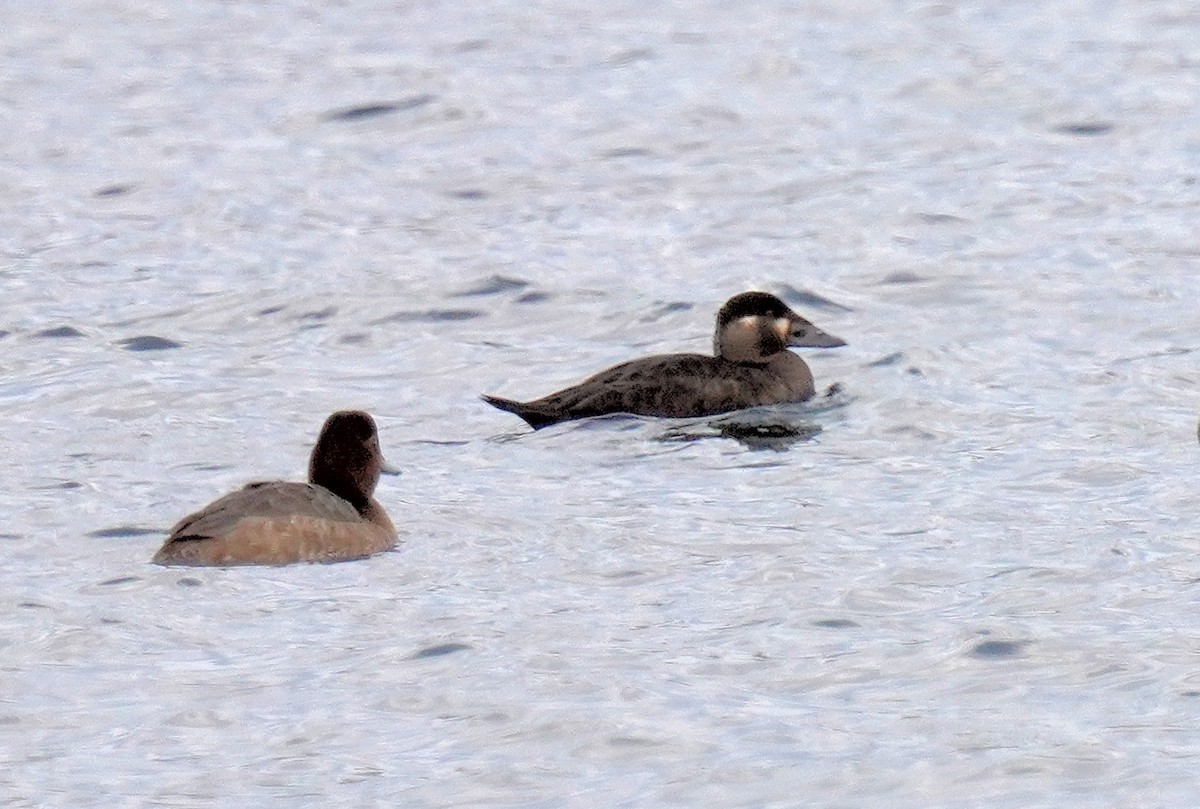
[480, 394, 558, 430]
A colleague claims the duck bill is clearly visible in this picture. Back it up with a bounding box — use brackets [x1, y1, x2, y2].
[380, 460, 402, 477]
[788, 320, 846, 349]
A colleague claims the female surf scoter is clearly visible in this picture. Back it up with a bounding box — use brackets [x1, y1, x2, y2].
[153, 410, 397, 566]
[482, 291, 845, 429]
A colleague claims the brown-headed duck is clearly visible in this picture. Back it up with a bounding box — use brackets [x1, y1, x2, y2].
[153, 410, 397, 566]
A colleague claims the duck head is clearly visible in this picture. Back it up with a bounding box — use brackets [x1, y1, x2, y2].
[713, 291, 845, 363]
[307, 410, 386, 510]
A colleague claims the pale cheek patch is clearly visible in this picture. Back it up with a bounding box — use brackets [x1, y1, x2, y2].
[734, 316, 760, 337]
[719, 315, 776, 360]
[720, 316, 759, 348]
[773, 318, 791, 343]
[732, 317, 763, 351]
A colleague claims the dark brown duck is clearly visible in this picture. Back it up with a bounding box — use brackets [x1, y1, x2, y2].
[482, 291, 846, 429]
[153, 410, 397, 566]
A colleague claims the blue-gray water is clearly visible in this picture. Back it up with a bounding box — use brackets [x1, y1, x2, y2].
[3, 2, 1199, 806]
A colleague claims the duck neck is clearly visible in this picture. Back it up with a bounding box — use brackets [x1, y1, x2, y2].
[310, 462, 372, 514]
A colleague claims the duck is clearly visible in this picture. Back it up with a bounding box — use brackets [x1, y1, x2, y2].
[153, 410, 397, 566]
[482, 291, 846, 429]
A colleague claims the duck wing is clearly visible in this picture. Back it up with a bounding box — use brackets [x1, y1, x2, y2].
[490, 354, 787, 426]
[167, 481, 361, 542]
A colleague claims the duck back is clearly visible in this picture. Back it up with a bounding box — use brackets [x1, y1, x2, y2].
[485, 352, 816, 428]
[154, 481, 395, 566]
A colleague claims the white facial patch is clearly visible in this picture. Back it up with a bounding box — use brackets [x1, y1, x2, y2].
[773, 317, 792, 342]
[734, 315, 761, 333]
[716, 315, 765, 359]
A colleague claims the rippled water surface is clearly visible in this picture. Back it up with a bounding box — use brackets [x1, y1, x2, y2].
[3, 2, 1199, 806]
